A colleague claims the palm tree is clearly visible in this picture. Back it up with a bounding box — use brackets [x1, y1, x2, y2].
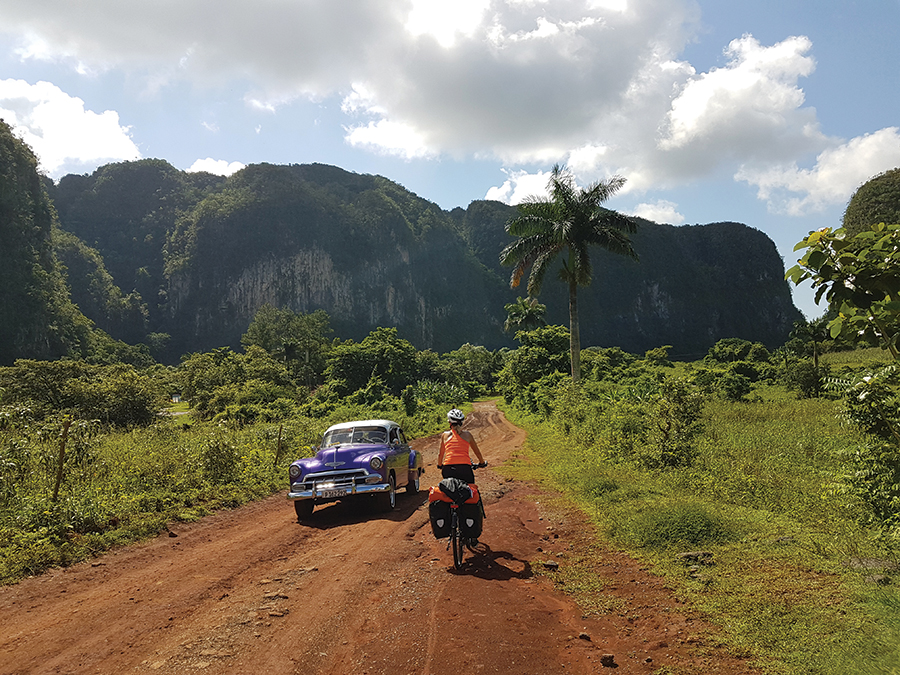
[503, 296, 547, 335]
[499, 164, 637, 382]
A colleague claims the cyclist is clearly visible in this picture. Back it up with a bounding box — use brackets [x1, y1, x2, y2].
[437, 408, 486, 484]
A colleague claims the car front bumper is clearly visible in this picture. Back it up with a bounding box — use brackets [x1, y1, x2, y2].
[287, 481, 391, 501]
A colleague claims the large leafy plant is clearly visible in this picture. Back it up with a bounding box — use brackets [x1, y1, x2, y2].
[786, 223, 900, 356]
[788, 223, 900, 537]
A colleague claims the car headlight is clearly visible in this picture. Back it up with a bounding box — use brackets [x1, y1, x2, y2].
[369, 457, 383, 470]
[289, 464, 301, 478]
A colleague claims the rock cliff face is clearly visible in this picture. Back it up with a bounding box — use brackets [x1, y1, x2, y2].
[49, 160, 801, 361]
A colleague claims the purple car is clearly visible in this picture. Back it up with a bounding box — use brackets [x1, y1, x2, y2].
[287, 419, 424, 521]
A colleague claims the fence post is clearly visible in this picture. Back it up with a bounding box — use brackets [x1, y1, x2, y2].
[52, 418, 72, 503]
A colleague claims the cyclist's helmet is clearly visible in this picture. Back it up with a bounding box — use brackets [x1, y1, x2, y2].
[447, 408, 465, 424]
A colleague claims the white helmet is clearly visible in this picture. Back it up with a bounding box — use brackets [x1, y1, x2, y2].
[447, 408, 465, 424]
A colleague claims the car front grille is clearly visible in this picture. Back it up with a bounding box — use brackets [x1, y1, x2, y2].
[294, 468, 372, 491]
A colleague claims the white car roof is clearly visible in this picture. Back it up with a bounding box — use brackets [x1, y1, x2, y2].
[324, 419, 398, 433]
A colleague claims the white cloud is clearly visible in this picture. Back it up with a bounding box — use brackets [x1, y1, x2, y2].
[629, 200, 686, 224]
[485, 170, 552, 204]
[0, 0, 895, 217]
[187, 158, 245, 176]
[405, 0, 490, 48]
[0, 78, 140, 177]
[661, 35, 818, 154]
[344, 119, 437, 160]
[736, 128, 900, 215]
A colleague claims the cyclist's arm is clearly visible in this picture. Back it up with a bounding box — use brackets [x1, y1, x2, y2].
[437, 432, 447, 467]
[467, 432, 485, 464]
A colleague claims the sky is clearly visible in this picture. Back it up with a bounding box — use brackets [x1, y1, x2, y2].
[2, 0, 899, 320]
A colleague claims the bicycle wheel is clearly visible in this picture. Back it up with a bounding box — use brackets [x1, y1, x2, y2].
[451, 512, 464, 569]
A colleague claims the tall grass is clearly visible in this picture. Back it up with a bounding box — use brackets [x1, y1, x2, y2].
[499, 381, 900, 675]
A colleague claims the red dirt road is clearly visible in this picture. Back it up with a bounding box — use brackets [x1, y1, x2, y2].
[0, 402, 757, 674]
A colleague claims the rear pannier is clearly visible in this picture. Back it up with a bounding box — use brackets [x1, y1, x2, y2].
[428, 487, 451, 538]
[459, 500, 483, 539]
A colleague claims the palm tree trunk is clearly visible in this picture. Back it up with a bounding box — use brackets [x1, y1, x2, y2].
[568, 278, 581, 383]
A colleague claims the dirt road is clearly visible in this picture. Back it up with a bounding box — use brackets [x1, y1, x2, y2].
[0, 402, 756, 674]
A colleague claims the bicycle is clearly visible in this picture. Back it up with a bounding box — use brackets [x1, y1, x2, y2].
[429, 463, 486, 569]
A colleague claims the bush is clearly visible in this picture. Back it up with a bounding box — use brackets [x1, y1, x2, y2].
[784, 360, 828, 398]
[719, 371, 751, 402]
[641, 378, 705, 468]
[833, 441, 900, 538]
[627, 502, 736, 549]
[201, 435, 241, 482]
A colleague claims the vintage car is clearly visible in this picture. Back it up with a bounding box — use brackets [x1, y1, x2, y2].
[287, 419, 424, 521]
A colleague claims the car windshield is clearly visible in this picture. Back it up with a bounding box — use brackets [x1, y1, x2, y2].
[323, 426, 387, 447]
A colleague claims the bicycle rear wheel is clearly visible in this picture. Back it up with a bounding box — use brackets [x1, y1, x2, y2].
[451, 512, 464, 569]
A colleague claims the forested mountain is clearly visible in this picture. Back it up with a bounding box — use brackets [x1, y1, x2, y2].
[0, 120, 93, 363]
[36, 155, 801, 362]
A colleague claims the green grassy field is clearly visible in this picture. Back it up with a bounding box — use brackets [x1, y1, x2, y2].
[497, 379, 900, 675]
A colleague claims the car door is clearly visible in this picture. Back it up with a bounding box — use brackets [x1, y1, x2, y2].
[389, 425, 411, 487]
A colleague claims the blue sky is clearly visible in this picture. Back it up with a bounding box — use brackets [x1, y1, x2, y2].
[2, 0, 899, 320]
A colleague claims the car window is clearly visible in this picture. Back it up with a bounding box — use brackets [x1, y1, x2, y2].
[323, 425, 388, 446]
[389, 428, 400, 444]
[323, 429, 352, 447]
[399, 429, 407, 444]
[351, 426, 387, 444]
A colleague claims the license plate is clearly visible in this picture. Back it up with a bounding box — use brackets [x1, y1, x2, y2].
[320, 489, 347, 498]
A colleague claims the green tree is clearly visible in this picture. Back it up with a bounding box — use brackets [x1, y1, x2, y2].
[705, 338, 770, 364]
[0, 360, 161, 425]
[787, 223, 900, 535]
[788, 316, 830, 368]
[500, 165, 637, 382]
[496, 325, 570, 400]
[842, 168, 900, 236]
[503, 296, 547, 334]
[439, 343, 501, 394]
[324, 327, 418, 396]
[241, 304, 332, 385]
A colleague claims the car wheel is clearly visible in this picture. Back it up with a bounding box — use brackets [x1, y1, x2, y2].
[406, 469, 420, 495]
[294, 500, 313, 521]
[377, 473, 396, 512]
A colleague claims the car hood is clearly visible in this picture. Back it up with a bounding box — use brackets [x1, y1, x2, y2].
[297, 444, 386, 470]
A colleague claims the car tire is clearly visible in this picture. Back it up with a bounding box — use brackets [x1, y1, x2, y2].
[294, 500, 313, 521]
[406, 469, 420, 495]
[377, 473, 396, 512]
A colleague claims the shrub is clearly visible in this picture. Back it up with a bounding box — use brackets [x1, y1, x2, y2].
[201, 436, 241, 482]
[628, 502, 736, 549]
[719, 371, 751, 402]
[784, 360, 828, 398]
[833, 441, 900, 538]
[642, 378, 705, 468]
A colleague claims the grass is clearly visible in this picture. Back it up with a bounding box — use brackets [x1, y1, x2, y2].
[822, 347, 893, 371]
[496, 392, 900, 675]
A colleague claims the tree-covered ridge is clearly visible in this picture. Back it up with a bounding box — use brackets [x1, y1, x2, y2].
[35, 156, 800, 362]
[0, 120, 93, 364]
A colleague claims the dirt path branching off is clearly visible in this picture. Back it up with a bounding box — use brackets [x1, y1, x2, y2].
[0, 402, 757, 674]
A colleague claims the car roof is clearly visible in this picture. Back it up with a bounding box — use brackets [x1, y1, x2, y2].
[324, 420, 399, 433]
